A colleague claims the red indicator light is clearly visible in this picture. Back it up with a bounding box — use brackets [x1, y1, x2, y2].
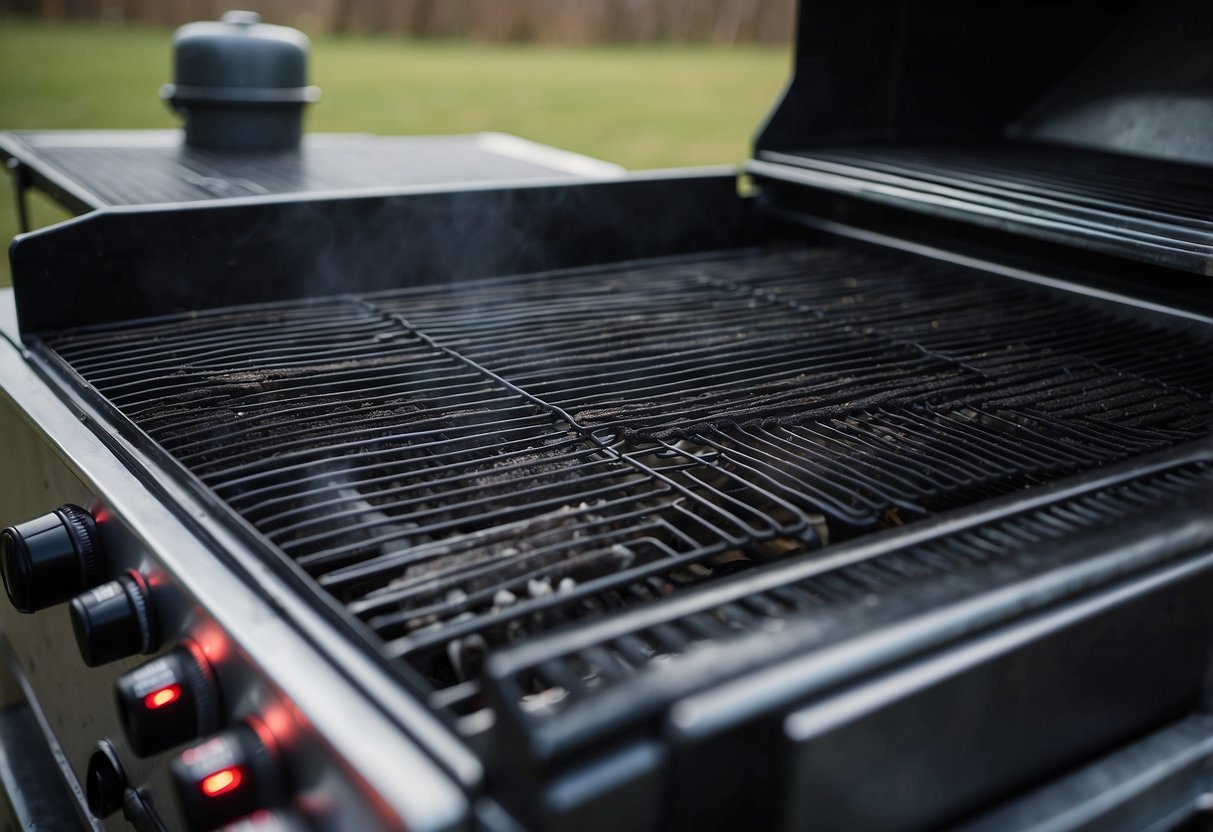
[143, 684, 182, 710]
[200, 767, 242, 797]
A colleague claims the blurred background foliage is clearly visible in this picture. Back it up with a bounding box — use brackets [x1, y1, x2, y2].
[1, 0, 795, 43]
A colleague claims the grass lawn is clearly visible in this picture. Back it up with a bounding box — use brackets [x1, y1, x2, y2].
[0, 19, 790, 286]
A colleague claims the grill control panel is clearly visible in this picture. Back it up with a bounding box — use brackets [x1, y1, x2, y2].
[0, 502, 292, 830]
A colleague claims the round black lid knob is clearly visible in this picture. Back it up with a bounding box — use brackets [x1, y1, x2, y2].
[71, 571, 158, 667]
[171, 721, 283, 832]
[1, 504, 104, 613]
[115, 643, 220, 757]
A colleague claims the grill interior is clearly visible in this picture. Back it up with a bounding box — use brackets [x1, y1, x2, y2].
[43, 243, 1213, 729]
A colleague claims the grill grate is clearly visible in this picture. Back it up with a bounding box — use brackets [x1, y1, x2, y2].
[49, 298, 814, 691]
[382, 249, 1210, 434]
[45, 245, 1213, 717]
[483, 459, 1213, 760]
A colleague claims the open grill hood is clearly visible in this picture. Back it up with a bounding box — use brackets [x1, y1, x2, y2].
[751, 0, 1213, 274]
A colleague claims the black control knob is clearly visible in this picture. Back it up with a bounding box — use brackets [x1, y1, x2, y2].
[115, 643, 220, 757]
[71, 571, 158, 667]
[171, 721, 283, 832]
[86, 740, 128, 818]
[1, 504, 104, 613]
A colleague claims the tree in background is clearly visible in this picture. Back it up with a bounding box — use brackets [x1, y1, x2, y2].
[1, 0, 795, 43]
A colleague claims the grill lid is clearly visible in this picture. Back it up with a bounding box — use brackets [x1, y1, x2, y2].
[752, 0, 1213, 273]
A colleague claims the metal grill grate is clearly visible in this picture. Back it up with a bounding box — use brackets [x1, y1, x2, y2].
[483, 459, 1213, 762]
[378, 248, 1209, 535]
[48, 298, 814, 691]
[45, 245, 1213, 717]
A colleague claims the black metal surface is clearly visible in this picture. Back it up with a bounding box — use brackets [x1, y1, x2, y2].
[757, 0, 1213, 162]
[0, 702, 90, 831]
[766, 544, 1213, 832]
[40, 243, 1213, 744]
[950, 713, 1213, 832]
[9, 171, 756, 334]
[752, 0, 1213, 274]
[0, 131, 595, 211]
[764, 143, 1213, 243]
[484, 454, 1213, 765]
[756, 142, 1213, 273]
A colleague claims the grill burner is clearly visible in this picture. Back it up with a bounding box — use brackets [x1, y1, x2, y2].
[44, 244, 1212, 720]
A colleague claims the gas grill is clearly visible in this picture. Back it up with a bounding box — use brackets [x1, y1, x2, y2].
[2, 1, 1213, 831]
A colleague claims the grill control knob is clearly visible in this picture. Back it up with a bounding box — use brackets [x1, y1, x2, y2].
[171, 721, 283, 832]
[1, 504, 104, 613]
[70, 571, 158, 667]
[116, 642, 220, 757]
[86, 740, 128, 818]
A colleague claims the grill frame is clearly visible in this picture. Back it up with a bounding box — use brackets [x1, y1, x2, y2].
[3, 0, 1212, 827]
[750, 143, 1213, 273]
[9, 186, 1212, 832]
[9, 171, 761, 335]
[482, 447, 1213, 768]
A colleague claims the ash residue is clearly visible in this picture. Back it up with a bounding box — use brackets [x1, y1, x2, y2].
[576, 366, 977, 441]
[203, 354, 416, 385]
[355, 501, 643, 620]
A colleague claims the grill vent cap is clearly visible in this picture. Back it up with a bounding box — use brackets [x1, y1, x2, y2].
[161, 10, 320, 151]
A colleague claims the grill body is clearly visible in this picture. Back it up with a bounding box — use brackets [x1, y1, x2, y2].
[7, 167, 1213, 830]
[3, 0, 1213, 829]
